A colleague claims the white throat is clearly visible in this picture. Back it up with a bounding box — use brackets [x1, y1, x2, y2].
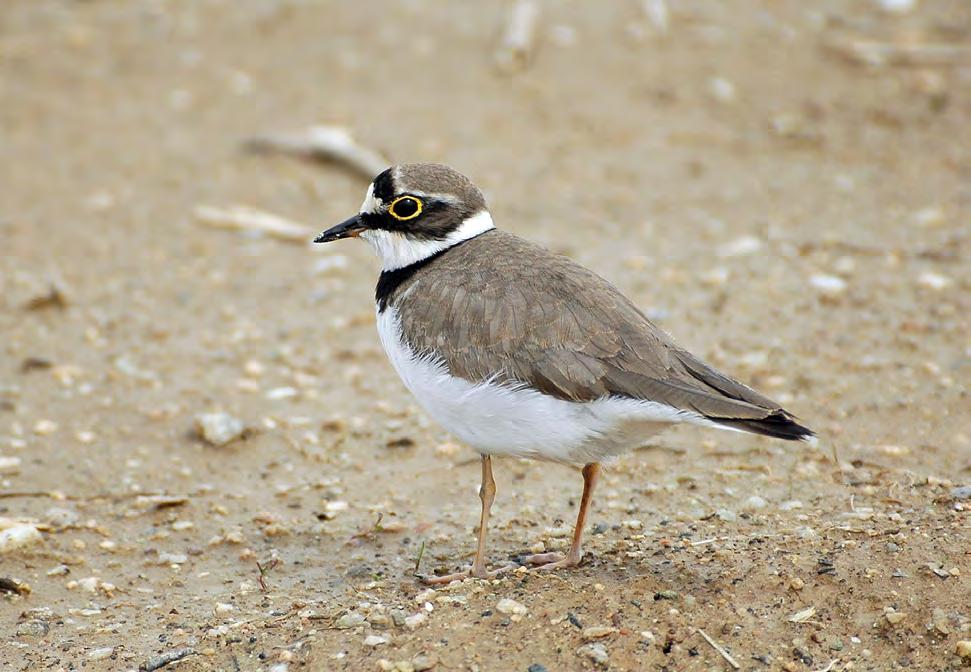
[360, 210, 495, 271]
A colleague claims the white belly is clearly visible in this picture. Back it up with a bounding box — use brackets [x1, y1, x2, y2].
[376, 307, 717, 464]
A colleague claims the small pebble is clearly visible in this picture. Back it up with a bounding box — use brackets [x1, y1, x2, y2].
[390, 609, 407, 627]
[0, 456, 22, 473]
[45, 507, 79, 527]
[576, 642, 609, 666]
[335, 612, 367, 629]
[884, 610, 907, 625]
[78, 576, 100, 592]
[16, 620, 49, 637]
[496, 598, 527, 616]
[364, 634, 389, 647]
[744, 495, 767, 510]
[956, 641, 971, 659]
[951, 486, 971, 500]
[0, 524, 42, 554]
[194, 413, 245, 446]
[912, 206, 945, 227]
[878, 0, 917, 14]
[582, 626, 617, 641]
[156, 552, 188, 565]
[809, 274, 847, 296]
[708, 77, 737, 103]
[33, 419, 58, 435]
[917, 272, 951, 290]
[412, 654, 436, 671]
[414, 588, 436, 602]
[715, 508, 737, 522]
[718, 236, 762, 257]
[88, 647, 113, 660]
[404, 612, 427, 630]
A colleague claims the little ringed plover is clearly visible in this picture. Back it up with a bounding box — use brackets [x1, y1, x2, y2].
[315, 163, 815, 584]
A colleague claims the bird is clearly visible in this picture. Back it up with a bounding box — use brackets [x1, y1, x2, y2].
[314, 163, 815, 584]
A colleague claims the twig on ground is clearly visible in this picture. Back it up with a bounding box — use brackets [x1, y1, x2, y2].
[825, 38, 971, 67]
[495, 0, 539, 73]
[139, 648, 196, 672]
[194, 205, 313, 244]
[697, 628, 741, 670]
[244, 125, 388, 179]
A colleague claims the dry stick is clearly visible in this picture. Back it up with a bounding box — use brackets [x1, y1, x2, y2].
[696, 628, 741, 670]
[194, 205, 313, 244]
[0, 491, 55, 500]
[826, 38, 971, 67]
[140, 648, 196, 672]
[244, 125, 388, 180]
[495, 0, 539, 72]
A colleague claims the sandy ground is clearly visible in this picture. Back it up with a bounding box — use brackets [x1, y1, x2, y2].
[2, 1, 970, 671]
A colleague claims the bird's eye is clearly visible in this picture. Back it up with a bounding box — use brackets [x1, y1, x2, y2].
[388, 196, 423, 221]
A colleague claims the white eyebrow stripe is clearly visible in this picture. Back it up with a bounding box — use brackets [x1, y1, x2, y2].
[397, 189, 460, 205]
[359, 182, 383, 214]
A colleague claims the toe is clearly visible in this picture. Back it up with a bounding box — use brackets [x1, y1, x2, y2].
[534, 557, 580, 572]
[518, 552, 566, 566]
[420, 569, 470, 585]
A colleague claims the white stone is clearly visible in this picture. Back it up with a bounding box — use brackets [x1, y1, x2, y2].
[0, 524, 42, 554]
[917, 272, 951, 290]
[496, 598, 527, 616]
[194, 413, 244, 446]
[809, 274, 847, 295]
[717, 235, 762, 257]
[88, 648, 113, 660]
[0, 456, 22, 473]
[404, 612, 427, 630]
[744, 495, 767, 510]
[577, 642, 609, 665]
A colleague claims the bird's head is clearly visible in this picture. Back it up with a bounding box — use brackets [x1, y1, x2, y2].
[314, 164, 494, 271]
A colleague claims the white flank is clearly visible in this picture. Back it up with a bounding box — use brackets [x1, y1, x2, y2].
[376, 307, 721, 464]
[361, 210, 496, 271]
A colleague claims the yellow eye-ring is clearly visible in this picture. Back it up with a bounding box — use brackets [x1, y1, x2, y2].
[388, 195, 423, 221]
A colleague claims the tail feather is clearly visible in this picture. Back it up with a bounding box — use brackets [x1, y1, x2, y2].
[711, 411, 816, 443]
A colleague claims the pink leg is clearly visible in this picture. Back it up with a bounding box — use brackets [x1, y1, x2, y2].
[422, 455, 516, 584]
[522, 463, 601, 571]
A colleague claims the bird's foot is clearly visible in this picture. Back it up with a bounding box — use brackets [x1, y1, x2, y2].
[518, 551, 581, 572]
[419, 562, 517, 585]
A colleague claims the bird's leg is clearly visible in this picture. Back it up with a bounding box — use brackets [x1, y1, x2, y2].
[421, 455, 515, 585]
[522, 462, 600, 570]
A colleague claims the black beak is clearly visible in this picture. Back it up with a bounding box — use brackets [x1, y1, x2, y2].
[313, 215, 367, 243]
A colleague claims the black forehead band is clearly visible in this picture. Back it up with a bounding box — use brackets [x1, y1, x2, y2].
[372, 169, 396, 202]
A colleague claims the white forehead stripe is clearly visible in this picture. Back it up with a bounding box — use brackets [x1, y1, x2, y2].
[359, 182, 383, 214]
[360, 209, 495, 272]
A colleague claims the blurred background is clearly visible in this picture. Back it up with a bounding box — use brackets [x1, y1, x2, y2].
[2, 1, 969, 670]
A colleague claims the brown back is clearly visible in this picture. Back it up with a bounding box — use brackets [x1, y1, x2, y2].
[387, 229, 802, 429]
